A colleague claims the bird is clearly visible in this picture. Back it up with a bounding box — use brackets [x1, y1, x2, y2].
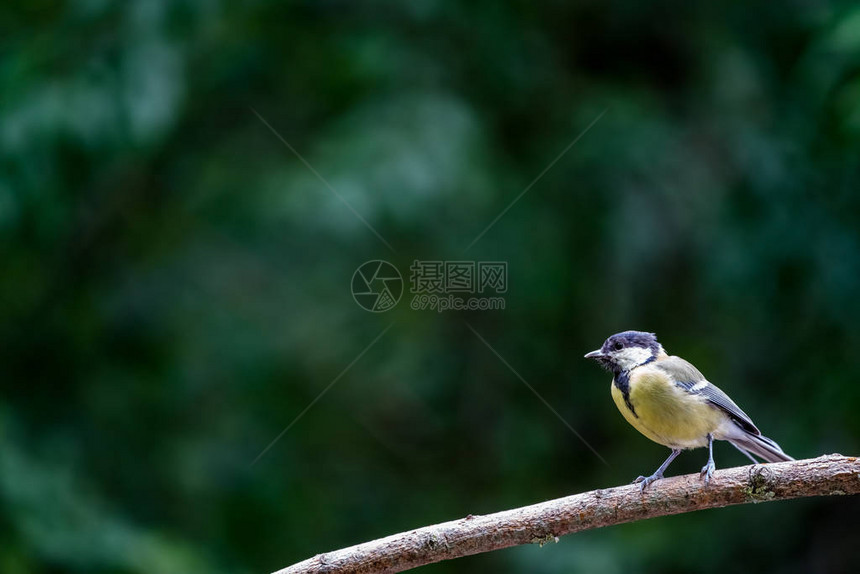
[584, 331, 792, 490]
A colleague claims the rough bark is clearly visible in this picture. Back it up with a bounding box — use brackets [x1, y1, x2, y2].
[274, 454, 859, 574]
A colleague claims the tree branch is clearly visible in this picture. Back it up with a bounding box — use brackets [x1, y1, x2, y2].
[274, 454, 859, 574]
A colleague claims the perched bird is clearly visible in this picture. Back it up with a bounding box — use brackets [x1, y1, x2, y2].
[585, 331, 792, 490]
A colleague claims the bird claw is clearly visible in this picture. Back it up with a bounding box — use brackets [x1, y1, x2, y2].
[700, 461, 715, 484]
[633, 473, 663, 491]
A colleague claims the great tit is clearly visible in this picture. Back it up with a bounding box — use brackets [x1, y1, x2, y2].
[585, 331, 792, 490]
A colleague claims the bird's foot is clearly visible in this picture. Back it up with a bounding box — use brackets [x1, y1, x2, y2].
[700, 461, 715, 484]
[633, 472, 663, 491]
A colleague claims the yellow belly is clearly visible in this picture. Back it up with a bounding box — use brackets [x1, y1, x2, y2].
[610, 368, 724, 449]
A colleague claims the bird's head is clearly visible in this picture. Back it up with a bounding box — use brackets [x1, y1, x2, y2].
[584, 331, 663, 373]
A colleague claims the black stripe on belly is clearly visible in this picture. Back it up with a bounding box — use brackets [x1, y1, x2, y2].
[614, 370, 637, 418]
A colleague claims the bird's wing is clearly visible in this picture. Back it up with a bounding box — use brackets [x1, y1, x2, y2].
[654, 356, 760, 435]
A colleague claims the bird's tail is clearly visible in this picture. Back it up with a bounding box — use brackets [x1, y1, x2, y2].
[728, 431, 793, 463]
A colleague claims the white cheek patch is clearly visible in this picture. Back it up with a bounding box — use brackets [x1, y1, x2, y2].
[612, 346, 653, 370]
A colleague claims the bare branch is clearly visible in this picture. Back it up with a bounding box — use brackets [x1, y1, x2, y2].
[274, 454, 859, 574]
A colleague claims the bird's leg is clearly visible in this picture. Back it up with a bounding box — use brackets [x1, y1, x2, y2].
[700, 433, 715, 484]
[634, 449, 681, 491]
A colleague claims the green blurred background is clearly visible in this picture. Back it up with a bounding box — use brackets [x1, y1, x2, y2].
[3, 1, 860, 573]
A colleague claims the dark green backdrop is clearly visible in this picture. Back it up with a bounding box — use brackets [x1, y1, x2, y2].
[2, 1, 860, 573]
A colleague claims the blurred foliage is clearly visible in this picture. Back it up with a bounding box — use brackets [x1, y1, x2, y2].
[2, 1, 860, 573]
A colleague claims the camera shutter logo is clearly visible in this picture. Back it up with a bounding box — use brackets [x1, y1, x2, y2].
[351, 260, 403, 312]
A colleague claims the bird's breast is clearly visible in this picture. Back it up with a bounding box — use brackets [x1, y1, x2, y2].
[611, 366, 722, 449]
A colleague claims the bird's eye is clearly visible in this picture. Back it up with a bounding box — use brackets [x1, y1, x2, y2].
[613, 342, 623, 351]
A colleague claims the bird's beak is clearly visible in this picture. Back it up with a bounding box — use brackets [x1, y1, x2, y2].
[584, 349, 605, 360]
